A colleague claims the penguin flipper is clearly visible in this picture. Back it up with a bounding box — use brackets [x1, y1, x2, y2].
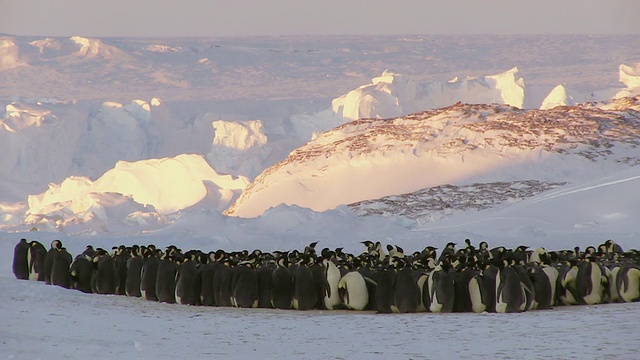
[363, 276, 377, 287]
[322, 264, 332, 299]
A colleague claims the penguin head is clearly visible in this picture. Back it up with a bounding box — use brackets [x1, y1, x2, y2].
[277, 254, 289, 268]
[426, 258, 437, 270]
[361, 240, 374, 250]
[288, 250, 300, 262]
[304, 241, 319, 255]
[391, 256, 406, 269]
[51, 240, 62, 250]
[435, 259, 450, 272]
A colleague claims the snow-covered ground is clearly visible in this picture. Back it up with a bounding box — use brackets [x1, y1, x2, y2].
[2, 274, 639, 360]
[2, 34, 640, 359]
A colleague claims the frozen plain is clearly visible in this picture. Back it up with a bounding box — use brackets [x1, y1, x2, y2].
[2, 34, 640, 359]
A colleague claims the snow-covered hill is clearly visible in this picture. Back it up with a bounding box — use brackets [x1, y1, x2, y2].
[226, 97, 640, 218]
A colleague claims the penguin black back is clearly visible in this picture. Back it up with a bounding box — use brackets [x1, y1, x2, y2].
[256, 261, 274, 308]
[231, 260, 259, 308]
[13, 238, 30, 280]
[199, 252, 219, 306]
[43, 240, 62, 284]
[50, 247, 73, 289]
[125, 248, 144, 297]
[156, 251, 178, 304]
[70, 255, 93, 293]
[271, 256, 293, 310]
[140, 251, 160, 301]
[428, 261, 456, 313]
[292, 256, 317, 310]
[175, 257, 200, 306]
[393, 259, 420, 313]
[113, 246, 130, 296]
[374, 265, 396, 313]
[92, 254, 118, 295]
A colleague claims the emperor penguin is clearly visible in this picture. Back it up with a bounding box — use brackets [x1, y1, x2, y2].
[125, 246, 144, 297]
[293, 256, 317, 310]
[479, 262, 498, 312]
[199, 251, 220, 306]
[477, 241, 491, 262]
[528, 247, 548, 265]
[513, 246, 529, 265]
[92, 253, 118, 295]
[416, 271, 429, 312]
[156, 248, 179, 304]
[428, 261, 455, 313]
[271, 255, 294, 309]
[304, 241, 319, 257]
[13, 238, 30, 280]
[140, 249, 160, 301]
[175, 255, 201, 306]
[438, 242, 457, 264]
[357, 259, 378, 311]
[557, 260, 579, 306]
[604, 239, 624, 254]
[527, 264, 556, 310]
[43, 240, 62, 284]
[616, 263, 640, 303]
[392, 257, 420, 313]
[81, 245, 96, 259]
[607, 263, 622, 303]
[576, 255, 603, 305]
[256, 259, 274, 308]
[231, 258, 259, 308]
[309, 255, 326, 309]
[322, 254, 342, 310]
[361, 241, 375, 256]
[387, 245, 405, 265]
[213, 259, 234, 307]
[468, 272, 489, 313]
[453, 265, 478, 313]
[50, 247, 73, 289]
[27, 240, 47, 281]
[375, 264, 396, 313]
[112, 246, 130, 296]
[338, 271, 369, 311]
[516, 265, 535, 311]
[495, 260, 525, 313]
[70, 254, 93, 293]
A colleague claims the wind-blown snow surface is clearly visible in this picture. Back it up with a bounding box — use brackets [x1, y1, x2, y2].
[1, 274, 639, 360]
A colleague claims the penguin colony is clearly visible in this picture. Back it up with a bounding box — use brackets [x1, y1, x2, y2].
[12, 238, 640, 313]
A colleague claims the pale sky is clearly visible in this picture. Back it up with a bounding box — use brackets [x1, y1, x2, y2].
[1, 0, 638, 37]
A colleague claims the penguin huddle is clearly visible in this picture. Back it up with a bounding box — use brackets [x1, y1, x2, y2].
[12, 238, 640, 313]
